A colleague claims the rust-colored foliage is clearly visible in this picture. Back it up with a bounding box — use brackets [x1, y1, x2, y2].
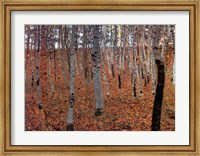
[25, 49, 175, 131]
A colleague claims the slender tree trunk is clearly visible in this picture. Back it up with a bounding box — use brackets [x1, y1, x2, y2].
[121, 25, 126, 72]
[92, 25, 104, 116]
[36, 25, 42, 109]
[128, 26, 134, 83]
[101, 47, 110, 98]
[74, 52, 79, 76]
[141, 25, 147, 86]
[41, 25, 47, 56]
[105, 25, 111, 74]
[31, 50, 35, 88]
[58, 25, 62, 67]
[172, 54, 175, 85]
[53, 26, 57, 83]
[83, 26, 91, 84]
[66, 25, 77, 131]
[150, 40, 156, 95]
[146, 26, 151, 84]
[165, 25, 170, 72]
[136, 27, 143, 96]
[110, 25, 115, 78]
[133, 26, 139, 97]
[26, 25, 30, 57]
[118, 25, 122, 70]
[61, 25, 68, 89]
[114, 25, 121, 89]
[48, 52, 55, 96]
[100, 26, 110, 97]
[65, 26, 70, 74]
[77, 26, 83, 74]
[171, 26, 176, 82]
[31, 26, 37, 89]
[161, 25, 166, 61]
[37, 25, 41, 53]
[25, 25, 29, 86]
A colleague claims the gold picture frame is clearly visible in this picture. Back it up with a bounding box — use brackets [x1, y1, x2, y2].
[0, 0, 199, 155]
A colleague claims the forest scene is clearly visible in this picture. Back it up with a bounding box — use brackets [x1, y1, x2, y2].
[25, 25, 175, 131]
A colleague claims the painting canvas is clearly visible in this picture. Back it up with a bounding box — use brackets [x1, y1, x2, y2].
[25, 25, 175, 131]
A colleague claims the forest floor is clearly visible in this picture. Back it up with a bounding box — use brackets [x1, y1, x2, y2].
[25, 50, 175, 131]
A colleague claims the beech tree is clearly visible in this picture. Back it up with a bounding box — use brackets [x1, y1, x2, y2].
[151, 25, 165, 131]
[66, 25, 77, 130]
[92, 25, 104, 116]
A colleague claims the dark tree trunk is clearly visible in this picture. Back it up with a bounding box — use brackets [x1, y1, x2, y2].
[151, 59, 165, 131]
[131, 72, 133, 84]
[111, 64, 115, 78]
[26, 25, 30, 57]
[134, 79, 137, 97]
[41, 25, 47, 55]
[84, 47, 90, 82]
[37, 25, 40, 53]
[118, 73, 121, 89]
[83, 26, 91, 84]
[54, 51, 56, 82]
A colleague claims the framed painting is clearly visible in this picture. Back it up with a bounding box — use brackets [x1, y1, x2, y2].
[0, 0, 199, 156]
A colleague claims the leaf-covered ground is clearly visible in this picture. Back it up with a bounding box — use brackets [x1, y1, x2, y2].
[25, 50, 175, 131]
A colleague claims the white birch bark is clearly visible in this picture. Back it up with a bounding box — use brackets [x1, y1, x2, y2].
[141, 25, 147, 85]
[152, 25, 162, 93]
[73, 29, 79, 77]
[77, 26, 83, 74]
[31, 51, 35, 89]
[172, 26, 175, 85]
[161, 25, 166, 61]
[61, 25, 68, 88]
[114, 25, 122, 89]
[146, 26, 151, 83]
[114, 25, 119, 74]
[147, 26, 156, 94]
[100, 26, 110, 97]
[101, 46, 110, 97]
[121, 25, 126, 72]
[118, 25, 122, 69]
[92, 25, 104, 116]
[31, 28, 36, 90]
[137, 26, 143, 96]
[133, 26, 139, 97]
[110, 25, 115, 78]
[66, 25, 77, 130]
[150, 39, 156, 94]
[74, 53, 79, 76]
[36, 25, 42, 107]
[105, 25, 111, 74]
[128, 26, 134, 87]
[58, 26, 61, 67]
[172, 54, 175, 85]
[122, 25, 128, 72]
[65, 26, 70, 73]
